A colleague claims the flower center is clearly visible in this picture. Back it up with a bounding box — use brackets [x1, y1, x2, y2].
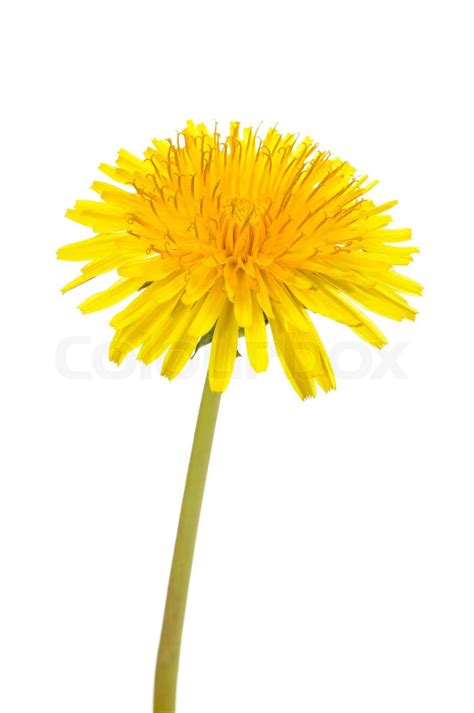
[226, 197, 263, 226]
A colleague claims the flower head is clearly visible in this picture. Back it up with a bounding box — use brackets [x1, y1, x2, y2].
[59, 121, 421, 398]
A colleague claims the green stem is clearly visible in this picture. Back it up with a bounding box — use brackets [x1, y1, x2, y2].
[153, 372, 221, 713]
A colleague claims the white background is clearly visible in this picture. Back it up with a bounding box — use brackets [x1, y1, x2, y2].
[1, 1, 473, 712]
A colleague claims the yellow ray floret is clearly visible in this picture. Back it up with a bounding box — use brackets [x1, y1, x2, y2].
[58, 120, 422, 398]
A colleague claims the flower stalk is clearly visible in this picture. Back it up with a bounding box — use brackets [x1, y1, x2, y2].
[153, 372, 221, 713]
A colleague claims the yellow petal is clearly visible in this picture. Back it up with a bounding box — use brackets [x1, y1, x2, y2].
[234, 269, 253, 326]
[65, 200, 127, 232]
[110, 296, 179, 365]
[265, 261, 311, 289]
[297, 310, 336, 391]
[269, 311, 316, 400]
[79, 278, 143, 314]
[254, 266, 274, 319]
[340, 281, 417, 321]
[379, 269, 423, 296]
[188, 279, 226, 337]
[118, 256, 179, 281]
[161, 334, 199, 380]
[137, 301, 190, 365]
[262, 272, 309, 330]
[109, 283, 162, 329]
[209, 300, 239, 392]
[117, 271, 186, 304]
[292, 281, 387, 348]
[181, 263, 218, 304]
[223, 261, 238, 302]
[61, 255, 127, 293]
[160, 302, 204, 380]
[57, 233, 126, 261]
[245, 293, 269, 373]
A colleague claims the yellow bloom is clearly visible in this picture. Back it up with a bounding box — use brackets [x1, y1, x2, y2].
[59, 121, 421, 398]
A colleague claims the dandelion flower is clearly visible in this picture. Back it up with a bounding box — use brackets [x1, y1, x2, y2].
[59, 121, 421, 398]
[59, 122, 422, 713]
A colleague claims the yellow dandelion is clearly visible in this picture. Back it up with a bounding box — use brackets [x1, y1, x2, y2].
[58, 120, 421, 399]
[59, 122, 422, 713]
